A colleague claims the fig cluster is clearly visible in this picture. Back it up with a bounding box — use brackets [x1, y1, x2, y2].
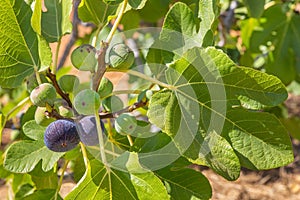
[32, 43, 136, 152]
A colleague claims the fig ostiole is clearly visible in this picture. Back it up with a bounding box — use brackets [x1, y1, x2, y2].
[108, 43, 134, 69]
[44, 119, 80, 152]
[74, 89, 101, 115]
[76, 115, 105, 146]
[30, 83, 56, 107]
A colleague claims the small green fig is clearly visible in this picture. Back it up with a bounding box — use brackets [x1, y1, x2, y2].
[109, 43, 134, 69]
[34, 107, 55, 126]
[30, 83, 56, 107]
[71, 44, 97, 72]
[58, 105, 73, 118]
[98, 77, 113, 98]
[102, 96, 123, 112]
[115, 113, 137, 135]
[74, 89, 100, 115]
[58, 75, 80, 93]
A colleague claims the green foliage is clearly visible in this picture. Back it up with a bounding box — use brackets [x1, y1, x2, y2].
[0, 0, 296, 199]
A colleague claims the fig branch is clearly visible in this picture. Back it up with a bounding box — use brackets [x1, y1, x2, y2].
[92, 0, 128, 91]
[100, 100, 147, 119]
[46, 69, 73, 108]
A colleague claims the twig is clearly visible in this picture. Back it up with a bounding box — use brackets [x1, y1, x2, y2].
[46, 69, 73, 108]
[99, 100, 147, 119]
[57, 0, 81, 70]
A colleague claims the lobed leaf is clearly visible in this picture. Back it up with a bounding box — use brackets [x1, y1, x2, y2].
[4, 141, 64, 173]
[0, 0, 39, 88]
[65, 159, 169, 200]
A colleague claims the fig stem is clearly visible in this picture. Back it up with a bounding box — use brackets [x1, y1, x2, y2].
[53, 38, 62, 75]
[105, 0, 128, 44]
[127, 135, 134, 146]
[106, 68, 173, 89]
[34, 66, 42, 85]
[80, 142, 89, 168]
[94, 110, 108, 168]
[55, 159, 70, 200]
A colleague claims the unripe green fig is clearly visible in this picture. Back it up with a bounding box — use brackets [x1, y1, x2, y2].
[98, 77, 113, 98]
[71, 44, 97, 72]
[102, 96, 123, 112]
[30, 83, 56, 107]
[109, 43, 134, 69]
[115, 113, 137, 135]
[58, 75, 80, 93]
[74, 89, 100, 115]
[34, 107, 55, 126]
[58, 105, 73, 118]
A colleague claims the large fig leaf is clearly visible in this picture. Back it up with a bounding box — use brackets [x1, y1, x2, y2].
[147, 47, 293, 179]
[4, 120, 63, 173]
[65, 158, 169, 200]
[0, 0, 39, 88]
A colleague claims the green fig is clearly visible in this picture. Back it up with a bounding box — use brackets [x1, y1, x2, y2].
[109, 43, 134, 69]
[34, 107, 55, 126]
[30, 83, 56, 107]
[58, 75, 80, 93]
[71, 44, 97, 72]
[98, 77, 113, 98]
[74, 89, 100, 115]
[115, 113, 137, 135]
[102, 95, 123, 112]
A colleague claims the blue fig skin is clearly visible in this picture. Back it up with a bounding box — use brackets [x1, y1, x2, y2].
[44, 120, 80, 152]
[76, 116, 105, 146]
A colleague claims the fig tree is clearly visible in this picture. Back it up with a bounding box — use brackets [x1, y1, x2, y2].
[115, 113, 137, 135]
[109, 43, 134, 69]
[30, 83, 56, 107]
[74, 89, 100, 115]
[76, 115, 105, 146]
[44, 119, 80, 152]
[71, 44, 97, 72]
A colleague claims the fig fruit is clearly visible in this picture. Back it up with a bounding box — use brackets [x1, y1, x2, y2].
[34, 107, 55, 126]
[98, 77, 113, 98]
[115, 113, 137, 135]
[76, 115, 105, 146]
[71, 44, 97, 72]
[58, 75, 80, 93]
[74, 89, 100, 115]
[30, 83, 56, 107]
[44, 119, 80, 152]
[102, 95, 123, 112]
[109, 43, 134, 69]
